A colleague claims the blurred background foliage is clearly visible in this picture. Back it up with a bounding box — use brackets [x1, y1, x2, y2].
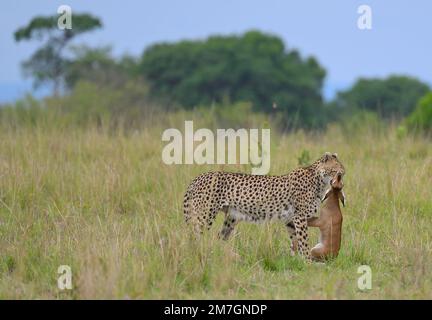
[2, 13, 432, 134]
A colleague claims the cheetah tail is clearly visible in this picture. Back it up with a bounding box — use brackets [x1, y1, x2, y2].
[183, 190, 193, 224]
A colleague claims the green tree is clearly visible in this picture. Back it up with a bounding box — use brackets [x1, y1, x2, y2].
[64, 45, 139, 89]
[406, 92, 432, 133]
[14, 13, 102, 95]
[333, 75, 430, 119]
[138, 30, 326, 129]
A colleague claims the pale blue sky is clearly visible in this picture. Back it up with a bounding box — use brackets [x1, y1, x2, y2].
[0, 0, 431, 102]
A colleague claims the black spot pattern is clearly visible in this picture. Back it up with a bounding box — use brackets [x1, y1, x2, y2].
[183, 152, 345, 260]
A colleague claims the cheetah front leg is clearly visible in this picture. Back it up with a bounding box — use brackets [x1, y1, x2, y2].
[287, 218, 321, 256]
[293, 215, 311, 262]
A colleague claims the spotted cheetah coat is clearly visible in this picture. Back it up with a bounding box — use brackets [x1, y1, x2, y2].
[183, 153, 345, 259]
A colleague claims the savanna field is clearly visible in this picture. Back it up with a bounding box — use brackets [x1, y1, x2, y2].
[0, 108, 431, 299]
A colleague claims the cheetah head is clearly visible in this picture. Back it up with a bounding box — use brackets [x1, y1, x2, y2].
[316, 152, 345, 186]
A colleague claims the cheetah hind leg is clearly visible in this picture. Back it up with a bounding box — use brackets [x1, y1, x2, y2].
[218, 207, 238, 240]
[190, 208, 218, 238]
[286, 222, 298, 256]
[205, 207, 218, 231]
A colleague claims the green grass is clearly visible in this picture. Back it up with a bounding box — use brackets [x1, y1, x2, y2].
[0, 122, 431, 299]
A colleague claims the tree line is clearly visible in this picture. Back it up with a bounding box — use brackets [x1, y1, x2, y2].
[13, 13, 432, 131]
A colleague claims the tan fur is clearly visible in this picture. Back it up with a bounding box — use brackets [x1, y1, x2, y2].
[308, 172, 344, 261]
[183, 152, 345, 261]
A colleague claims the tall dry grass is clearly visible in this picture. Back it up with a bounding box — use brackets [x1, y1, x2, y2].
[0, 115, 431, 299]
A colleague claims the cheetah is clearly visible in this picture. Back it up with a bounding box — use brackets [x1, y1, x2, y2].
[183, 152, 345, 260]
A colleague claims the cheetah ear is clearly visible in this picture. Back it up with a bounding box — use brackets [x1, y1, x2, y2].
[332, 153, 338, 158]
[323, 152, 332, 162]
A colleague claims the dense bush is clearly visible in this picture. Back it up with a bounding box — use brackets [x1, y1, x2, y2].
[406, 92, 432, 133]
[0, 95, 47, 128]
[0, 81, 153, 130]
[64, 46, 139, 89]
[138, 30, 326, 129]
[332, 76, 430, 120]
